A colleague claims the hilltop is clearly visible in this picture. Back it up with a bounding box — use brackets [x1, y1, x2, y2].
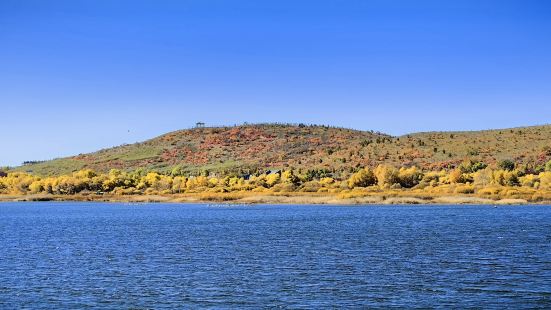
[13, 123, 551, 177]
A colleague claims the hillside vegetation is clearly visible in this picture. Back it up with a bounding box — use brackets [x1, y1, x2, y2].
[14, 124, 389, 176]
[12, 123, 551, 177]
[3, 123, 551, 203]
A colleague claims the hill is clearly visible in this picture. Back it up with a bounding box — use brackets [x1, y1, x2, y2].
[13, 123, 551, 177]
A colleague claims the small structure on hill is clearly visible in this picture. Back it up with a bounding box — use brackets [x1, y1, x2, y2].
[196, 122, 205, 128]
[266, 169, 281, 175]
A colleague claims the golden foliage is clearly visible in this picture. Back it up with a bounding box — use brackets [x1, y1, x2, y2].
[347, 168, 376, 188]
[1, 165, 551, 202]
[374, 165, 399, 188]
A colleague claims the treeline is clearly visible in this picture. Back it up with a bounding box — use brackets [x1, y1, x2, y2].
[1, 160, 551, 199]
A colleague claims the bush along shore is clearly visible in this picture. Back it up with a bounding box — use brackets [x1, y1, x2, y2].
[2, 159, 551, 204]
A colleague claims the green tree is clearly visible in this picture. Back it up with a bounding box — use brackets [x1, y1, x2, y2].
[498, 159, 515, 171]
[459, 160, 487, 173]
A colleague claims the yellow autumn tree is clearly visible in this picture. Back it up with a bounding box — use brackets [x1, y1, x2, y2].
[448, 169, 466, 184]
[265, 173, 281, 187]
[374, 165, 399, 188]
[347, 168, 376, 188]
[473, 168, 492, 187]
[281, 170, 300, 185]
[28, 181, 43, 194]
[539, 172, 551, 190]
[397, 166, 423, 188]
[172, 176, 187, 193]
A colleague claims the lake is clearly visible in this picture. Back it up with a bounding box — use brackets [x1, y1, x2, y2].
[0, 202, 550, 308]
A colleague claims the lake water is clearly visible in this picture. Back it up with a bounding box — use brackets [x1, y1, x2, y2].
[0, 203, 550, 308]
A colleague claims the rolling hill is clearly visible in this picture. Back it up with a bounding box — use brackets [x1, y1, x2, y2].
[13, 123, 551, 177]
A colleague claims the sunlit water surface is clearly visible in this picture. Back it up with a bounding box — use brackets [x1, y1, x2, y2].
[1, 202, 550, 308]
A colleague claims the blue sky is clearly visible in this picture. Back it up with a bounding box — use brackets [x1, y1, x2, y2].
[1, 0, 550, 166]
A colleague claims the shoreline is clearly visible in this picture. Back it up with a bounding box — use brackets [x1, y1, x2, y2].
[1, 193, 549, 205]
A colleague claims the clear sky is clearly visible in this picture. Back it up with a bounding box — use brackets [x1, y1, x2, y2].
[1, 0, 550, 166]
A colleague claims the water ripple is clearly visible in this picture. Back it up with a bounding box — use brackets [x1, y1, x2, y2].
[0, 203, 550, 308]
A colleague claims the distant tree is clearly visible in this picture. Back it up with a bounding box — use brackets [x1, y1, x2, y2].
[319, 177, 335, 187]
[471, 162, 488, 173]
[360, 140, 371, 147]
[374, 165, 399, 187]
[459, 160, 487, 173]
[539, 172, 551, 189]
[208, 177, 219, 188]
[473, 168, 492, 187]
[498, 159, 515, 171]
[171, 165, 186, 176]
[505, 172, 520, 186]
[347, 168, 376, 188]
[28, 181, 43, 194]
[397, 167, 423, 188]
[74, 169, 97, 179]
[519, 174, 539, 188]
[448, 169, 465, 184]
[172, 176, 187, 193]
[265, 173, 280, 187]
[281, 170, 300, 186]
[492, 170, 520, 186]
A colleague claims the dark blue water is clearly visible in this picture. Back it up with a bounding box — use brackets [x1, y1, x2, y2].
[1, 203, 550, 308]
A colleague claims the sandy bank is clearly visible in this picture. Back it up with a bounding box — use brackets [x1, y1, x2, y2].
[1, 193, 547, 205]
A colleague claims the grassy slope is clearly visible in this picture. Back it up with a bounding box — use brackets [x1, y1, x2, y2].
[388, 124, 551, 169]
[14, 123, 551, 176]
